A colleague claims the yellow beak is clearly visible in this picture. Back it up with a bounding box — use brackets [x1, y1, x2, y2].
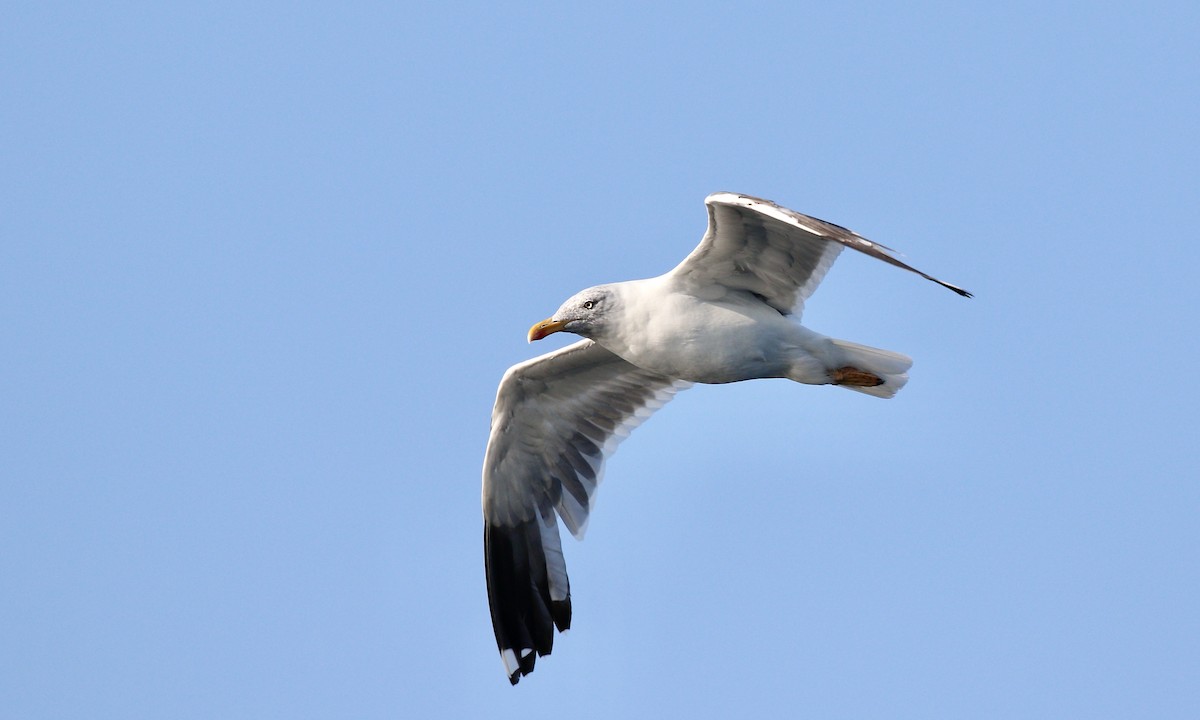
[528, 317, 568, 342]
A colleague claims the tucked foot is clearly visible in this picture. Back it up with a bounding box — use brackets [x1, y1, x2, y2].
[830, 366, 885, 387]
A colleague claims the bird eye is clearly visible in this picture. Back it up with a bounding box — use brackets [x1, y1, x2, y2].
[583, 300, 595, 310]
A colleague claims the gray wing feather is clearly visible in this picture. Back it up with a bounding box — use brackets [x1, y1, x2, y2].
[481, 339, 689, 684]
[669, 192, 971, 316]
[482, 339, 688, 536]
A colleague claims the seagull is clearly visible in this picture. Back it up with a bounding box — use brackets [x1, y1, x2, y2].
[481, 192, 970, 684]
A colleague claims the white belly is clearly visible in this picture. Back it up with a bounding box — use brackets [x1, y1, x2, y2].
[601, 290, 818, 384]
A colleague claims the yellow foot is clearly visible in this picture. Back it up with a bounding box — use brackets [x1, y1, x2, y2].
[830, 367, 884, 387]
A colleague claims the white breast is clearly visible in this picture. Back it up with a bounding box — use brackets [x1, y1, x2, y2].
[598, 278, 806, 384]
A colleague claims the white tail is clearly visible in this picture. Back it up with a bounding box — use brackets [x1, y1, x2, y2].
[829, 339, 913, 398]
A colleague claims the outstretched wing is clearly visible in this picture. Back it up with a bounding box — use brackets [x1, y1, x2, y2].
[668, 192, 971, 316]
[482, 339, 690, 684]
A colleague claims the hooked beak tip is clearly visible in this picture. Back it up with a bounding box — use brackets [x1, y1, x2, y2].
[528, 318, 566, 342]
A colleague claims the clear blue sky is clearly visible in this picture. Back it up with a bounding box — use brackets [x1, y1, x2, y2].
[3, 2, 1198, 718]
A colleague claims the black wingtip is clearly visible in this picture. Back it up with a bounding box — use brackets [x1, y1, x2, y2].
[485, 520, 573, 685]
[933, 277, 973, 298]
[551, 598, 572, 633]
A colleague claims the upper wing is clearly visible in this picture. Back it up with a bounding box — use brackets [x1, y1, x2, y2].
[668, 192, 972, 316]
[482, 339, 689, 684]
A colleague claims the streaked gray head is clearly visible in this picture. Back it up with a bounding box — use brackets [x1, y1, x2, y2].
[528, 285, 617, 342]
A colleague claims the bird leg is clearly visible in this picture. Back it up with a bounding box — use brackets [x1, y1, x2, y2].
[829, 367, 885, 387]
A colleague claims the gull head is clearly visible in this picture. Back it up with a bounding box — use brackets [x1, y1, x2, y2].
[528, 285, 617, 343]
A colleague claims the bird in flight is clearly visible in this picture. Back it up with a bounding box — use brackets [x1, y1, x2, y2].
[481, 192, 971, 684]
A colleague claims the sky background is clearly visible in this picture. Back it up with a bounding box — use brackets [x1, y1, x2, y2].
[3, 2, 1198, 718]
